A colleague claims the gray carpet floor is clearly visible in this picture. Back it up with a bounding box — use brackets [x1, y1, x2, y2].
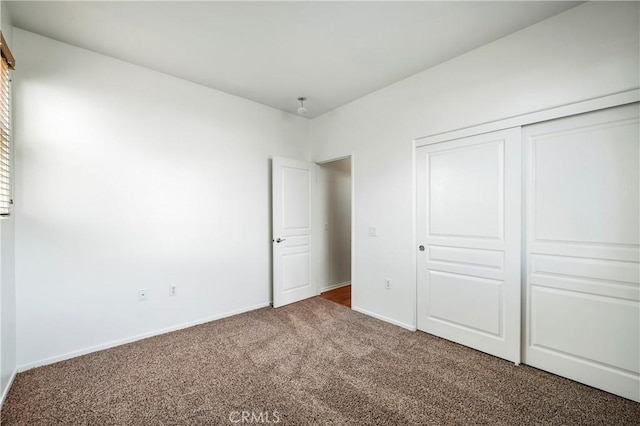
[2, 297, 639, 425]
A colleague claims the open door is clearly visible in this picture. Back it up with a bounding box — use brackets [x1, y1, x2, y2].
[272, 157, 316, 308]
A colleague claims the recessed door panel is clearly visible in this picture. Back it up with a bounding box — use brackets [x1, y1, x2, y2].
[282, 167, 311, 230]
[530, 286, 639, 374]
[429, 141, 503, 239]
[428, 271, 502, 336]
[533, 122, 639, 245]
[428, 246, 504, 270]
[282, 252, 310, 292]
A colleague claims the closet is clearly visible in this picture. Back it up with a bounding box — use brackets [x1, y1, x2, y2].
[416, 102, 639, 402]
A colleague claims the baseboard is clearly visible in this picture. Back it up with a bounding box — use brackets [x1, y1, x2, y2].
[320, 281, 350, 293]
[0, 368, 17, 410]
[352, 306, 417, 332]
[17, 301, 271, 373]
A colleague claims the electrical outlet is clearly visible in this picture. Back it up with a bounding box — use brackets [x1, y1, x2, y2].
[368, 226, 377, 237]
[169, 285, 177, 297]
[385, 279, 391, 289]
[138, 288, 148, 301]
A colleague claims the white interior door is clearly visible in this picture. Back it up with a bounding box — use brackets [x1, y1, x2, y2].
[416, 128, 522, 363]
[523, 103, 640, 402]
[272, 157, 316, 308]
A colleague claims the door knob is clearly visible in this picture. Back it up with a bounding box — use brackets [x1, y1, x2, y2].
[419, 245, 425, 251]
[275, 238, 286, 243]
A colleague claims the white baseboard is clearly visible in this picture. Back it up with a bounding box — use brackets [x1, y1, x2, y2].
[352, 306, 417, 332]
[320, 281, 350, 293]
[0, 368, 17, 410]
[17, 301, 271, 373]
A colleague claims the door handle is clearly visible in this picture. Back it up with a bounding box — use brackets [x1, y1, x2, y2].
[275, 238, 287, 243]
[418, 245, 425, 251]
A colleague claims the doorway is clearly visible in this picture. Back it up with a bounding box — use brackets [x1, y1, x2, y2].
[316, 157, 352, 308]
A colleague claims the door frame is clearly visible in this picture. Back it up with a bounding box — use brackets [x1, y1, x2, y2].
[314, 154, 355, 306]
[412, 89, 640, 356]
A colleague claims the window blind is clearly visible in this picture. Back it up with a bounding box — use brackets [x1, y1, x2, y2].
[0, 32, 14, 217]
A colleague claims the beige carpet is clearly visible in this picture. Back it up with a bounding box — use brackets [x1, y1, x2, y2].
[2, 297, 639, 425]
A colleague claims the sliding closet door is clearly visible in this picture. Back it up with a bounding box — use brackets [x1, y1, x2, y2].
[416, 128, 521, 363]
[523, 103, 640, 402]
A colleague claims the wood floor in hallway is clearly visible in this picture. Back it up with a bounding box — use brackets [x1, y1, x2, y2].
[320, 284, 351, 308]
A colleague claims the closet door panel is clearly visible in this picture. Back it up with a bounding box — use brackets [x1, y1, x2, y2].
[416, 128, 521, 363]
[524, 103, 640, 402]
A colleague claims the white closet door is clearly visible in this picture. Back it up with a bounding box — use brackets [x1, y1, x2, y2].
[416, 128, 522, 363]
[524, 103, 640, 402]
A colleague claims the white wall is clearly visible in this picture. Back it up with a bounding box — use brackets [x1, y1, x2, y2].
[310, 2, 640, 329]
[13, 29, 309, 368]
[0, 0, 16, 404]
[317, 158, 351, 291]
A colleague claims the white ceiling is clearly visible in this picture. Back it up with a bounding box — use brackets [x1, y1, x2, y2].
[7, 1, 581, 118]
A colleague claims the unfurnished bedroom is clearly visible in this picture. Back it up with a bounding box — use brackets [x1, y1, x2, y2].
[0, 1, 638, 425]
